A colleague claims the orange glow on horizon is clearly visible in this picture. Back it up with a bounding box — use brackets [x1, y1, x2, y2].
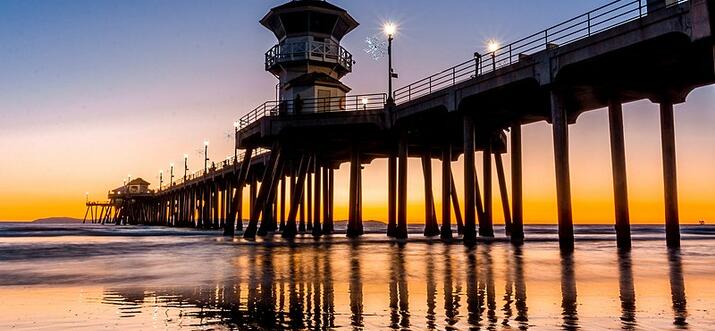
[2, 96, 714, 225]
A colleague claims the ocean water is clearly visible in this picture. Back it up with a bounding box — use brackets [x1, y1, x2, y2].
[0, 222, 713, 330]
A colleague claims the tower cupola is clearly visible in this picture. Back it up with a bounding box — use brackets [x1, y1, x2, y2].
[261, 0, 359, 113]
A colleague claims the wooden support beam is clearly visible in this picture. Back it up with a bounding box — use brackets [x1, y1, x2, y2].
[322, 166, 332, 234]
[357, 158, 363, 230]
[551, 93, 574, 251]
[325, 168, 335, 234]
[280, 171, 286, 231]
[608, 100, 631, 249]
[283, 155, 311, 238]
[495, 153, 512, 236]
[387, 152, 398, 237]
[481, 144, 495, 237]
[463, 116, 477, 245]
[245, 146, 284, 239]
[396, 134, 409, 239]
[213, 182, 220, 229]
[289, 162, 296, 230]
[348, 148, 364, 238]
[450, 172, 464, 234]
[511, 122, 524, 244]
[440, 144, 453, 240]
[660, 101, 680, 248]
[307, 157, 313, 232]
[312, 158, 322, 237]
[299, 171, 306, 232]
[422, 154, 439, 236]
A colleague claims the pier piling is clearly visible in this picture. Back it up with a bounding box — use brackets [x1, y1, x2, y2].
[463, 116, 477, 245]
[396, 134, 409, 239]
[440, 144, 452, 240]
[608, 100, 632, 249]
[510, 122, 524, 244]
[422, 154, 439, 236]
[387, 152, 398, 237]
[551, 93, 574, 251]
[481, 142, 495, 237]
[495, 153, 512, 236]
[659, 101, 680, 248]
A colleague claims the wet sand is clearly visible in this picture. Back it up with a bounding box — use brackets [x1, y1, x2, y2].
[0, 223, 713, 330]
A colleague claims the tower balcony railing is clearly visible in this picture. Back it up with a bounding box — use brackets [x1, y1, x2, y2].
[265, 40, 353, 72]
[393, 0, 688, 104]
[238, 93, 387, 130]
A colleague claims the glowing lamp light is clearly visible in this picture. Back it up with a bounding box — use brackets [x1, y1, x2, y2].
[233, 121, 240, 128]
[487, 39, 500, 53]
[184, 154, 189, 159]
[362, 97, 369, 105]
[204, 140, 210, 147]
[384, 22, 397, 37]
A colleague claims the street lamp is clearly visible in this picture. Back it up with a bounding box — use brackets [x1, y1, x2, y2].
[487, 39, 500, 71]
[159, 170, 164, 191]
[233, 121, 240, 162]
[204, 140, 210, 174]
[384, 22, 398, 104]
[169, 163, 175, 186]
[361, 97, 369, 110]
[184, 154, 189, 181]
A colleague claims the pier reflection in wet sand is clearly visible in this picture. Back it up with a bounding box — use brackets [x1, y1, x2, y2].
[1, 229, 714, 330]
[92, 245, 701, 330]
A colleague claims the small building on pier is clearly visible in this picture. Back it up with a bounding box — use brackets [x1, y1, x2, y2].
[112, 178, 152, 195]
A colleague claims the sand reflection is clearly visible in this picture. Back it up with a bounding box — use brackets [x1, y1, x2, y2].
[90, 242, 697, 330]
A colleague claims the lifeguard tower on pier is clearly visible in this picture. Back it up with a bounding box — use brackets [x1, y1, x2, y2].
[261, 0, 359, 114]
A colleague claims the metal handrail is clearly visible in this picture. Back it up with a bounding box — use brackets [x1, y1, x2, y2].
[154, 93, 387, 192]
[266, 40, 353, 72]
[238, 93, 387, 130]
[393, 0, 688, 104]
[160, 148, 270, 191]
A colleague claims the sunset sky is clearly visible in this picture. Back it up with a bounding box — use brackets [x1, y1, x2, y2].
[0, 0, 713, 224]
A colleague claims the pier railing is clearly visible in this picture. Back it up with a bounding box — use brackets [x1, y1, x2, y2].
[393, 0, 687, 104]
[161, 148, 270, 191]
[238, 93, 387, 130]
[265, 40, 353, 72]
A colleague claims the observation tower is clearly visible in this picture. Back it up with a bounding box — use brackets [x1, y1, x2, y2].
[261, 0, 359, 113]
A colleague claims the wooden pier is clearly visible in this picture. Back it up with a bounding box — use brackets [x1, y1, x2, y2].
[100, 0, 715, 250]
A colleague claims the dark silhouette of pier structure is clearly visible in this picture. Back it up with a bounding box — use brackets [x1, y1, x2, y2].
[111, 0, 715, 250]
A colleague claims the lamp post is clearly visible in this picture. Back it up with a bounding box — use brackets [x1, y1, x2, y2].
[127, 175, 132, 194]
[123, 179, 127, 194]
[169, 163, 175, 186]
[184, 154, 189, 181]
[233, 121, 240, 162]
[159, 170, 164, 191]
[384, 22, 398, 104]
[487, 40, 500, 71]
[204, 140, 210, 174]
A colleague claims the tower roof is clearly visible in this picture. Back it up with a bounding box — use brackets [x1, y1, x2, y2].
[127, 178, 150, 186]
[260, 0, 359, 41]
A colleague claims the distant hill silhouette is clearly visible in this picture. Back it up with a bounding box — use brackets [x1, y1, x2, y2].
[32, 217, 82, 224]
